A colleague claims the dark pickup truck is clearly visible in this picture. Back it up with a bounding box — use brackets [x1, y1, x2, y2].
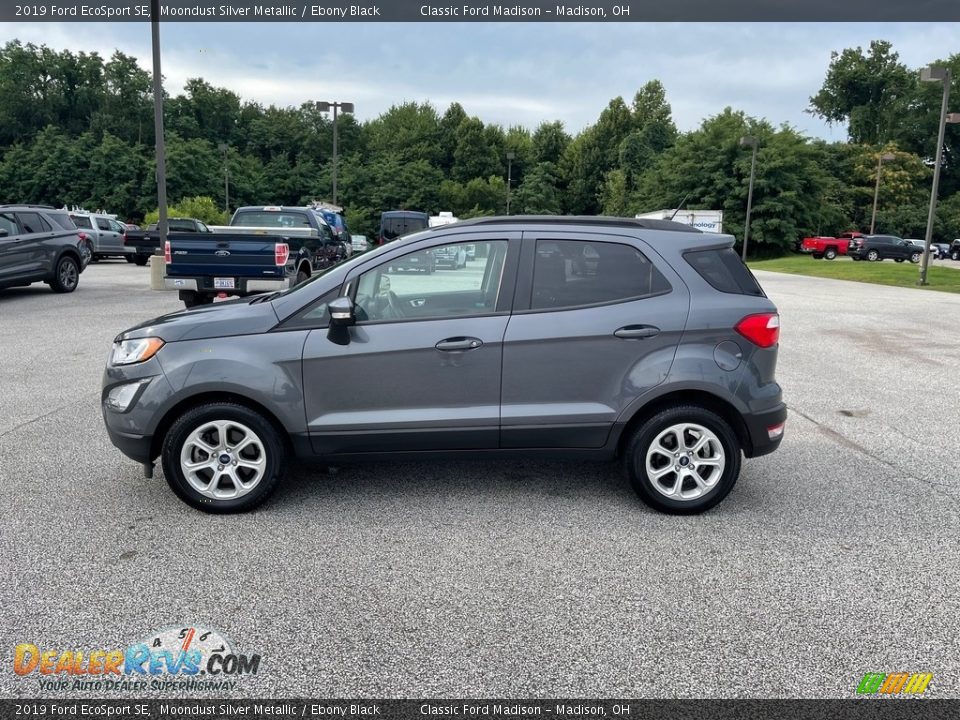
[125, 217, 212, 265]
[163, 206, 345, 308]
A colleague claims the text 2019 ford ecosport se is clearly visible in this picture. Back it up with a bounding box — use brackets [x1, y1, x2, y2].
[102, 216, 785, 514]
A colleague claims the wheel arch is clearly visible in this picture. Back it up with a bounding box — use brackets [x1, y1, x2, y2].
[614, 388, 752, 459]
[48, 246, 83, 279]
[149, 391, 292, 461]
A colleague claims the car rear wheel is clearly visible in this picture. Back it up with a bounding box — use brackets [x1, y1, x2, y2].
[623, 405, 741, 515]
[952, 250, 960, 261]
[296, 267, 309, 285]
[161, 403, 286, 513]
[895, 258, 904, 263]
[50, 256, 79, 293]
[867, 250, 880, 261]
[824, 248, 837, 260]
[133, 255, 149, 266]
[812, 253, 823, 260]
[910, 252, 921, 263]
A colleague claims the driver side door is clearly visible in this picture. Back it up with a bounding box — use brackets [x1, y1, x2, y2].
[301, 234, 519, 455]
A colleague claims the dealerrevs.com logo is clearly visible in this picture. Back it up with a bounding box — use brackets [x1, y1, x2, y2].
[13, 626, 261, 692]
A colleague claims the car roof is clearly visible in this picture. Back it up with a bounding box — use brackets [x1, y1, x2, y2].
[447, 215, 702, 234]
[0, 204, 57, 210]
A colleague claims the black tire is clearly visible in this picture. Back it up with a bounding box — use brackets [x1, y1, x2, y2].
[161, 403, 286, 513]
[895, 258, 904, 263]
[623, 405, 741, 515]
[952, 250, 960, 261]
[824, 248, 838, 260]
[133, 255, 149, 266]
[50, 255, 79, 293]
[812, 253, 823, 260]
[852, 256, 861, 261]
[909, 252, 921, 264]
[125, 255, 136, 264]
[867, 250, 880, 261]
[296, 267, 309, 285]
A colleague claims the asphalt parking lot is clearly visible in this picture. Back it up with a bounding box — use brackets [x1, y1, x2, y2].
[1, 261, 959, 699]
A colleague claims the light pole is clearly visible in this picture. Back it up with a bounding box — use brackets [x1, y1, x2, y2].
[919, 66, 958, 285]
[506, 151, 516, 214]
[149, 0, 167, 243]
[316, 101, 354, 205]
[739, 136, 758, 261]
[217, 142, 230, 215]
[870, 152, 896, 235]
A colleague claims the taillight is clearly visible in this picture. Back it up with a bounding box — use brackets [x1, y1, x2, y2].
[164, 240, 171, 264]
[274, 242, 290, 266]
[735, 312, 780, 348]
[77, 232, 88, 242]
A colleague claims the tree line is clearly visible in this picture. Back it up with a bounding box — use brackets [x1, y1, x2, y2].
[1, 39, 959, 252]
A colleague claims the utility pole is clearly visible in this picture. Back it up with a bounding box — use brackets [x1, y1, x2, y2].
[150, 0, 167, 243]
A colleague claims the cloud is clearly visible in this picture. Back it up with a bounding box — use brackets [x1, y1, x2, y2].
[0, 21, 958, 139]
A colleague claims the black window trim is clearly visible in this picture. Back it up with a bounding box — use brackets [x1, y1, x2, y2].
[681, 246, 765, 298]
[513, 233, 674, 314]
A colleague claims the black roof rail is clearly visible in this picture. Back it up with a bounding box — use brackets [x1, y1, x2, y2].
[439, 215, 702, 233]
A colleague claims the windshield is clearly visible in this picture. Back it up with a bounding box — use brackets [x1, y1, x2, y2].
[380, 214, 428, 241]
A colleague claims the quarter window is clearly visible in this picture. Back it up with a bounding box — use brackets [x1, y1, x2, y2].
[531, 239, 671, 310]
[355, 241, 508, 323]
[71, 216, 93, 229]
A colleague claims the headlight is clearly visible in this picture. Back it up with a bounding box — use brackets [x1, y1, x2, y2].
[110, 337, 165, 366]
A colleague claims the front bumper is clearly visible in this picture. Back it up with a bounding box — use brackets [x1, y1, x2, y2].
[742, 402, 787, 458]
[104, 425, 153, 464]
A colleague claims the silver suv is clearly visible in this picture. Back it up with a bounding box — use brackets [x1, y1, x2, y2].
[102, 217, 786, 514]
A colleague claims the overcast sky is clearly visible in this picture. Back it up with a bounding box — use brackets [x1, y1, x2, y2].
[1, 21, 958, 139]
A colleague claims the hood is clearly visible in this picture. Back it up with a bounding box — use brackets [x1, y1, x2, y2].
[118, 297, 280, 343]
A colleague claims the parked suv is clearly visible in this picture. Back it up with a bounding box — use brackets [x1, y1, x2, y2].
[69, 211, 131, 261]
[0, 205, 90, 293]
[102, 216, 785, 515]
[849, 235, 923, 263]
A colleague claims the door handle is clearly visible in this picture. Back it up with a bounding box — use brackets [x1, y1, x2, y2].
[614, 325, 660, 339]
[435, 337, 483, 352]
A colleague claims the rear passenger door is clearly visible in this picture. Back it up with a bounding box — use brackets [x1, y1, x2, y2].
[96, 217, 123, 254]
[13, 212, 54, 276]
[0, 212, 28, 282]
[500, 232, 689, 449]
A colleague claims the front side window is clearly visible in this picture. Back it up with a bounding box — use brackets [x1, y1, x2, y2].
[531, 239, 671, 310]
[354, 240, 508, 323]
[96, 218, 112, 231]
[0, 212, 18, 236]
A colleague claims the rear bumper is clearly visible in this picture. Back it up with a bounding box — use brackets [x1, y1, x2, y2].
[742, 402, 787, 458]
[163, 276, 292, 293]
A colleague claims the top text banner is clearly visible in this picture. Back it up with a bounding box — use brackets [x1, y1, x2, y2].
[4, 0, 960, 22]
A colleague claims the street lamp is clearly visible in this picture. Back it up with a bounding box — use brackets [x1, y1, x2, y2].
[316, 101, 355, 206]
[739, 136, 759, 261]
[919, 66, 960, 285]
[506, 151, 516, 214]
[217, 142, 230, 215]
[869, 152, 896, 235]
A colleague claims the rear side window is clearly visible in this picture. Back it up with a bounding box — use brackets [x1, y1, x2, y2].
[47, 212, 77, 231]
[531, 239, 671, 310]
[71, 215, 92, 229]
[17, 212, 51, 234]
[684, 247, 764, 296]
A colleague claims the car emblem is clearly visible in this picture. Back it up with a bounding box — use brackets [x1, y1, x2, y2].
[215, 250, 231, 256]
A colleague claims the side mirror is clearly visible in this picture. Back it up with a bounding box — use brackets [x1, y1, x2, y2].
[328, 296, 355, 328]
[327, 296, 354, 345]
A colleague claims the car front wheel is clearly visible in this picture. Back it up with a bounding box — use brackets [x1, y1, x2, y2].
[161, 403, 286, 513]
[867, 250, 880, 261]
[623, 405, 741, 514]
[910, 252, 921, 263]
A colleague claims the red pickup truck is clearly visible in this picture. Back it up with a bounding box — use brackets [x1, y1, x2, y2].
[800, 232, 863, 260]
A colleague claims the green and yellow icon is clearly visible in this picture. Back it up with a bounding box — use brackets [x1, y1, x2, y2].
[856, 672, 932, 695]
